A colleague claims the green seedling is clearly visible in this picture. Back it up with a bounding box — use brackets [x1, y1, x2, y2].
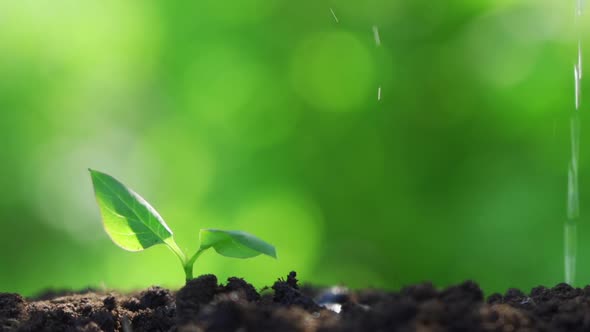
[89, 169, 277, 281]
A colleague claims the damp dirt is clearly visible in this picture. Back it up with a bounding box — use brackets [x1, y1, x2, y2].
[2, 272, 589, 331]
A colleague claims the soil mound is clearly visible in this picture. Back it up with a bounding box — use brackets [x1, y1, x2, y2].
[1, 273, 587, 331]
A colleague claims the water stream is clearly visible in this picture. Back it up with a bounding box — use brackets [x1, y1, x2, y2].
[565, 0, 584, 285]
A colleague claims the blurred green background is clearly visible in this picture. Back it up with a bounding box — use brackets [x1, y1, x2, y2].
[0, 0, 587, 296]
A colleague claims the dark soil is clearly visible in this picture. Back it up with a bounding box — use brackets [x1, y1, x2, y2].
[1, 272, 589, 331]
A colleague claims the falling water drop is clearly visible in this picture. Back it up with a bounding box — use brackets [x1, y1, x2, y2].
[372, 25, 381, 46]
[567, 114, 580, 220]
[329, 8, 339, 23]
[575, 65, 581, 110]
[373, 26, 382, 101]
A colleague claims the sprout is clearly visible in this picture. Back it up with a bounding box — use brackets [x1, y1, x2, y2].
[89, 169, 277, 281]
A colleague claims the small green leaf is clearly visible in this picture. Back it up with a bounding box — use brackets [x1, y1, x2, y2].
[199, 229, 277, 259]
[89, 169, 179, 253]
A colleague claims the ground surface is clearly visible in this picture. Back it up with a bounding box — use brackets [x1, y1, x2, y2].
[1, 272, 589, 331]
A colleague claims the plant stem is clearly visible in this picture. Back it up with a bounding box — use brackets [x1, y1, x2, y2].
[183, 248, 207, 281]
[166, 239, 186, 265]
[165, 238, 209, 281]
[164, 239, 192, 280]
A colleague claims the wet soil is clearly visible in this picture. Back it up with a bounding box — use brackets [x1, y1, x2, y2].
[1, 272, 589, 331]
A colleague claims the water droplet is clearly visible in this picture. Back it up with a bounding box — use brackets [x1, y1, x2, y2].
[574, 65, 581, 110]
[323, 303, 342, 313]
[570, 113, 580, 169]
[372, 25, 381, 46]
[329, 8, 339, 23]
[567, 163, 579, 219]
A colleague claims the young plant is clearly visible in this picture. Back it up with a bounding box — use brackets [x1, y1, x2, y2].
[89, 169, 277, 281]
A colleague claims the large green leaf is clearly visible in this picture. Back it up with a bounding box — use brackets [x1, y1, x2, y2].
[199, 229, 277, 259]
[89, 169, 178, 252]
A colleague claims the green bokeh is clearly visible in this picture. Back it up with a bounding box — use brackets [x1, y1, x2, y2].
[0, 0, 585, 296]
